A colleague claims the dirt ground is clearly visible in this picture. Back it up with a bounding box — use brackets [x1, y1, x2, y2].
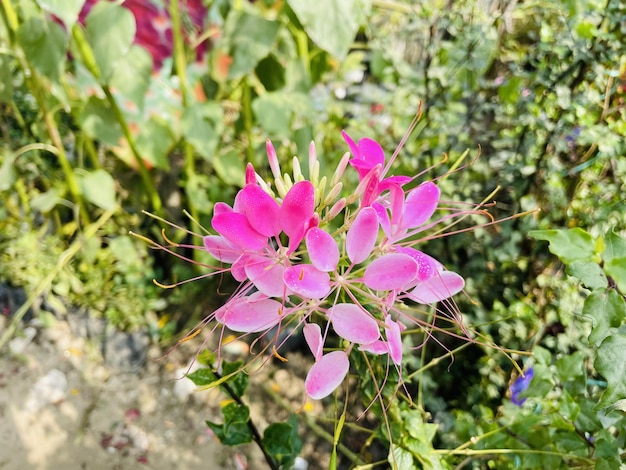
[0, 314, 330, 470]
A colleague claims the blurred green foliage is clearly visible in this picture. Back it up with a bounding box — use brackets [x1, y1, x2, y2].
[1, 0, 625, 468]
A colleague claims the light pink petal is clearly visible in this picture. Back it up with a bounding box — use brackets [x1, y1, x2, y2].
[395, 247, 442, 282]
[306, 228, 339, 272]
[361, 166, 381, 207]
[388, 183, 405, 228]
[372, 202, 391, 238]
[303, 323, 323, 361]
[283, 264, 331, 300]
[327, 303, 380, 344]
[385, 317, 402, 365]
[244, 256, 287, 297]
[403, 182, 440, 228]
[230, 255, 248, 281]
[222, 297, 284, 333]
[280, 181, 315, 239]
[212, 212, 267, 250]
[245, 162, 256, 185]
[239, 184, 281, 237]
[408, 270, 465, 304]
[203, 235, 241, 263]
[346, 207, 379, 264]
[305, 351, 349, 400]
[359, 340, 389, 355]
[363, 253, 417, 291]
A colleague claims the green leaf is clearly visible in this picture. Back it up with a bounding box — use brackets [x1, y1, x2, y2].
[605, 257, 626, 294]
[389, 445, 417, 470]
[85, 2, 136, 82]
[0, 152, 16, 191]
[31, 188, 61, 212]
[180, 103, 221, 160]
[186, 368, 217, 386]
[135, 116, 174, 170]
[222, 361, 249, 397]
[212, 150, 245, 187]
[185, 174, 215, 215]
[109, 45, 153, 110]
[17, 17, 67, 83]
[566, 261, 608, 289]
[529, 228, 597, 264]
[223, 11, 279, 79]
[0, 55, 13, 102]
[262, 418, 302, 468]
[556, 350, 586, 382]
[584, 289, 625, 346]
[252, 91, 314, 136]
[594, 333, 626, 410]
[287, 0, 363, 59]
[207, 403, 253, 446]
[79, 96, 123, 146]
[603, 231, 626, 263]
[79, 169, 117, 210]
[36, 0, 85, 27]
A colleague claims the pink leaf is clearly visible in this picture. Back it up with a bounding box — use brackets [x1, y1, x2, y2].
[346, 207, 379, 264]
[408, 270, 465, 304]
[303, 323, 323, 361]
[363, 253, 418, 291]
[305, 351, 349, 400]
[280, 181, 315, 239]
[327, 303, 380, 344]
[243, 256, 287, 297]
[402, 182, 440, 228]
[222, 297, 284, 333]
[239, 184, 282, 237]
[395, 247, 442, 282]
[385, 317, 402, 365]
[306, 228, 339, 272]
[203, 235, 240, 263]
[212, 212, 267, 250]
[283, 264, 331, 300]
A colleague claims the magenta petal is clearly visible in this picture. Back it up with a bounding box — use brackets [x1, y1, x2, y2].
[395, 247, 442, 282]
[363, 253, 417, 291]
[280, 181, 315, 239]
[408, 271, 465, 304]
[212, 212, 267, 250]
[403, 182, 440, 228]
[239, 185, 281, 237]
[327, 303, 380, 344]
[305, 351, 349, 400]
[385, 317, 402, 365]
[213, 202, 233, 216]
[222, 297, 284, 333]
[244, 256, 287, 297]
[372, 202, 390, 238]
[283, 264, 331, 299]
[306, 228, 339, 272]
[303, 323, 323, 361]
[346, 207, 379, 264]
[203, 235, 241, 263]
[358, 138, 385, 168]
[231, 255, 248, 281]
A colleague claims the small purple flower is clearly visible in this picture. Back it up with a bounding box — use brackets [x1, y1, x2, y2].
[510, 368, 534, 405]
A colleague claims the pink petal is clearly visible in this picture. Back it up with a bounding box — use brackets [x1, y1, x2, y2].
[222, 297, 284, 333]
[402, 182, 440, 228]
[358, 138, 385, 167]
[283, 264, 331, 300]
[327, 303, 380, 344]
[388, 183, 405, 228]
[213, 202, 233, 216]
[231, 255, 248, 282]
[346, 207, 379, 264]
[303, 323, 323, 361]
[239, 184, 281, 237]
[359, 340, 389, 355]
[408, 270, 465, 304]
[245, 162, 256, 185]
[395, 247, 442, 282]
[305, 351, 349, 400]
[306, 228, 339, 272]
[212, 212, 267, 250]
[363, 253, 417, 291]
[385, 317, 402, 365]
[244, 256, 287, 297]
[280, 181, 315, 239]
[203, 235, 241, 263]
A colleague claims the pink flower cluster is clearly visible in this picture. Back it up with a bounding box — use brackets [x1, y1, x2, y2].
[202, 133, 465, 400]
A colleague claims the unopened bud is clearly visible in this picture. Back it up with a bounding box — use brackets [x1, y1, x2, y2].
[326, 197, 347, 221]
[331, 152, 351, 187]
[323, 182, 343, 206]
[266, 140, 281, 181]
[292, 156, 304, 182]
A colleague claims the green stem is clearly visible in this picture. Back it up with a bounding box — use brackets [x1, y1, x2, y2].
[0, 208, 116, 351]
[241, 77, 255, 164]
[432, 447, 595, 465]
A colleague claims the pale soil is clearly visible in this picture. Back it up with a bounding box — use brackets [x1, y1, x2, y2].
[0, 316, 330, 470]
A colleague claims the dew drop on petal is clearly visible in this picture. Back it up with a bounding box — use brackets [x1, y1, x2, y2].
[305, 351, 349, 400]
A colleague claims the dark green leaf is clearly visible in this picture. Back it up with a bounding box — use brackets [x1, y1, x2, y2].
[36, 0, 85, 27]
[79, 96, 123, 146]
[584, 289, 625, 346]
[594, 333, 626, 410]
[287, 0, 363, 59]
[529, 228, 597, 264]
[85, 2, 135, 82]
[556, 351, 586, 382]
[222, 360, 249, 397]
[207, 403, 253, 446]
[603, 231, 626, 263]
[262, 420, 302, 467]
[566, 261, 607, 289]
[17, 17, 67, 83]
[604, 257, 626, 294]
